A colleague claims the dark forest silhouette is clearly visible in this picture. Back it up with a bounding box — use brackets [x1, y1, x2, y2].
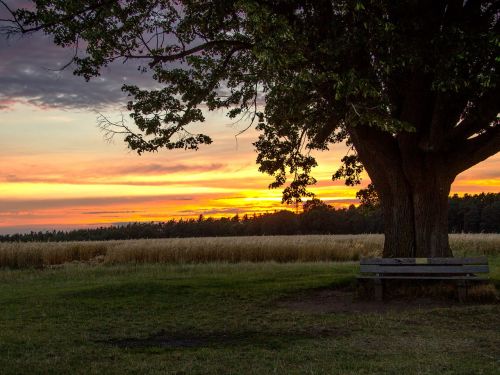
[1, 193, 498, 242]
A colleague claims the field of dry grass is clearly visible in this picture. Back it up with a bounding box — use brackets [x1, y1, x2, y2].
[1, 233, 499, 269]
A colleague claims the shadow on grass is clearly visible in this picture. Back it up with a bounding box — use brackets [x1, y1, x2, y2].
[61, 282, 195, 300]
[100, 327, 348, 350]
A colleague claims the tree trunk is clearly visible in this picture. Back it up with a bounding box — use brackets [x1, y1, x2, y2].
[378, 172, 453, 258]
[412, 175, 453, 257]
[348, 125, 454, 258]
[379, 180, 416, 258]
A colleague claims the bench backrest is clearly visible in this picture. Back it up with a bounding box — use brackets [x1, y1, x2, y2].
[360, 257, 489, 275]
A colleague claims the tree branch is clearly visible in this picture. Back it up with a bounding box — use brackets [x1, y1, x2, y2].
[144, 40, 253, 68]
[449, 86, 500, 141]
[449, 123, 500, 175]
[347, 125, 402, 195]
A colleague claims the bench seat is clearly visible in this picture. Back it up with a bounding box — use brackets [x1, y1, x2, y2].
[357, 256, 489, 301]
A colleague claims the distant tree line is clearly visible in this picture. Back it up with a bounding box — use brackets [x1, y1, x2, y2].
[448, 193, 500, 233]
[1, 193, 498, 242]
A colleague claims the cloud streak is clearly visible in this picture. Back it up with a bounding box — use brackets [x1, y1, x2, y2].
[1, 162, 229, 184]
[0, 195, 194, 212]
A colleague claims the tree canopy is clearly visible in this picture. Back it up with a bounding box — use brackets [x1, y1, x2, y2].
[1, 0, 498, 257]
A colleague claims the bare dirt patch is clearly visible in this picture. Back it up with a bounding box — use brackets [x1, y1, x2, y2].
[277, 286, 496, 314]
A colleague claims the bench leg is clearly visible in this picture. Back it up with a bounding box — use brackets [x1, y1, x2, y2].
[457, 280, 467, 303]
[374, 279, 384, 301]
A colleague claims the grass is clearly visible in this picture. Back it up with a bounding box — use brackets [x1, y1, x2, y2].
[1, 233, 499, 269]
[0, 260, 499, 374]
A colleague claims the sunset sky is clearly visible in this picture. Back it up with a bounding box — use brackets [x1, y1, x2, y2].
[1, 14, 499, 234]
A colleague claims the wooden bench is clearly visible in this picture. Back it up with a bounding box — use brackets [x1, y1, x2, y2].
[357, 257, 489, 302]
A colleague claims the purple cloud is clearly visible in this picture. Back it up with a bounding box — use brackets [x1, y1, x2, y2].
[0, 19, 157, 110]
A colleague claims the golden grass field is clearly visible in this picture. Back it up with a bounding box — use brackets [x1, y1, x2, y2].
[0, 233, 499, 269]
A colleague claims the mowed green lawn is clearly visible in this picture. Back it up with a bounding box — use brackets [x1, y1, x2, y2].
[0, 259, 499, 375]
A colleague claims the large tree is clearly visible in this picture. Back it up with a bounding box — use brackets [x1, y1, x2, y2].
[1, 0, 498, 257]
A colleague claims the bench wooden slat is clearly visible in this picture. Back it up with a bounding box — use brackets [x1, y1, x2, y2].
[357, 275, 489, 280]
[360, 257, 488, 265]
[360, 264, 489, 274]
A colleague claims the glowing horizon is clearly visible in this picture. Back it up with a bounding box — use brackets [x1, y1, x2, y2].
[0, 101, 498, 235]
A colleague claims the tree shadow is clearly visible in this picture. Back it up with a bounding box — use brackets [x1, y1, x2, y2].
[99, 326, 348, 350]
